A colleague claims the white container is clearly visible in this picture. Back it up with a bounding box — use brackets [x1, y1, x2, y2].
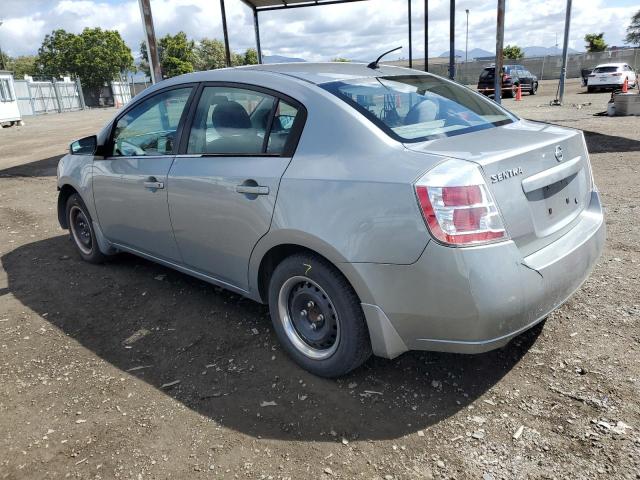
[0, 71, 22, 125]
[614, 93, 640, 116]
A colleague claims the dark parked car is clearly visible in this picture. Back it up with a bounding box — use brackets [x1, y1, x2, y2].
[514, 69, 538, 95]
[477, 66, 520, 98]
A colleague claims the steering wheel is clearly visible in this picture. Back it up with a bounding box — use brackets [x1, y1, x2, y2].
[116, 139, 146, 156]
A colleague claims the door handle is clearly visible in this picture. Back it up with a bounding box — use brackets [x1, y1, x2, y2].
[235, 185, 269, 195]
[144, 177, 164, 190]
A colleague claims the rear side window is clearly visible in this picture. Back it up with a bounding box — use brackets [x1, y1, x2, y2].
[322, 75, 515, 142]
[186, 86, 302, 156]
[187, 87, 274, 155]
[112, 87, 192, 156]
[267, 100, 300, 154]
[480, 69, 494, 79]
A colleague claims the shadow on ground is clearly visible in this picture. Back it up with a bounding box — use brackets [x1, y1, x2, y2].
[583, 130, 640, 154]
[0, 155, 62, 177]
[2, 235, 542, 442]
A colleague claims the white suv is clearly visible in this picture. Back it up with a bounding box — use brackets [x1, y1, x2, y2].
[587, 63, 637, 92]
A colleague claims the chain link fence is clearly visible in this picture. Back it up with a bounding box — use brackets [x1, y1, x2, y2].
[13, 77, 85, 115]
[391, 48, 640, 86]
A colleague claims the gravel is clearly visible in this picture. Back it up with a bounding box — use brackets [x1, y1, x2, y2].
[0, 80, 638, 479]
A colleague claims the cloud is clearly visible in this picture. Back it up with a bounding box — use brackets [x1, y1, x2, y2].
[0, 0, 635, 61]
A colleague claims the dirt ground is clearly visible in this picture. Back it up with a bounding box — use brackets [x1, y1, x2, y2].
[0, 79, 639, 480]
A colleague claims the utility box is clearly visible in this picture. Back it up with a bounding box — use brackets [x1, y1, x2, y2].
[0, 71, 22, 126]
[614, 92, 640, 116]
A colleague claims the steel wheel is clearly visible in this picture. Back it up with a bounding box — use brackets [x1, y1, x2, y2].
[277, 276, 340, 360]
[69, 205, 93, 255]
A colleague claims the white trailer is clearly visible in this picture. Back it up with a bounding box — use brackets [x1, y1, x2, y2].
[0, 71, 22, 126]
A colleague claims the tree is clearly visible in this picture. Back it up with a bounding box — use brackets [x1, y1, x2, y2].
[503, 45, 524, 60]
[231, 52, 246, 67]
[244, 48, 259, 65]
[0, 50, 9, 71]
[332, 57, 351, 62]
[6, 55, 39, 78]
[38, 28, 133, 96]
[584, 33, 607, 52]
[193, 38, 227, 71]
[140, 31, 195, 79]
[625, 10, 640, 46]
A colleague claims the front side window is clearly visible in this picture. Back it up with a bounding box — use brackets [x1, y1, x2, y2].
[112, 87, 192, 156]
[322, 75, 515, 142]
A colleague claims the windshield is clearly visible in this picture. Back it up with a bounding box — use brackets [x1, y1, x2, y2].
[321, 75, 515, 142]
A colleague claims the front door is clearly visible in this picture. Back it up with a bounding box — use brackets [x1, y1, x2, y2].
[93, 86, 194, 262]
[168, 85, 304, 290]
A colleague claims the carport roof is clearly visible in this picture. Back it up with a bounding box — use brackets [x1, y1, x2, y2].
[239, 0, 369, 12]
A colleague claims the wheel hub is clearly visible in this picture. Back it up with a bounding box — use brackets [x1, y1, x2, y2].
[69, 206, 93, 255]
[288, 282, 337, 350]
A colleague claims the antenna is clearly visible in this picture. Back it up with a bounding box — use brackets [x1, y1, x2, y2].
[367, 46, 403, 70]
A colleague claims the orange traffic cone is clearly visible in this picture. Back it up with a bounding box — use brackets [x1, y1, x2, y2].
[515, 84, 522, 101]
[622, 77, 629, 93]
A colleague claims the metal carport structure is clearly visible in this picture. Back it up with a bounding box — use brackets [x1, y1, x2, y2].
[224, 0, 439, 73]
[139, 0, 460, 81]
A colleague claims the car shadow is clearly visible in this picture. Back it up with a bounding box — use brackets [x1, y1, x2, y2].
[2, 235, 543, 441]
[0, 155, 62, 178]
[583, 130, 640, 153]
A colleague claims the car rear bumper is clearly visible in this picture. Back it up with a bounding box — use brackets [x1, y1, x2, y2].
[355, 190, 605, 358]
[588, 81, 625, 88]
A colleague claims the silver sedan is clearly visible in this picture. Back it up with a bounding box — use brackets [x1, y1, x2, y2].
[57, 63, 605, 377]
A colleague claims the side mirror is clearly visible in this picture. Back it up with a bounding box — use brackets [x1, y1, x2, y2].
[70, 135, 101, 156]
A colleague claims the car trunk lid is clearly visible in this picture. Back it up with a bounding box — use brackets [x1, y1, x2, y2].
[405, 120, 592, 256]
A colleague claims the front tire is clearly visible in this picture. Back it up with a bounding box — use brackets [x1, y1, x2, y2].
[530, 82, 537, 95]
[268, 253, 371, 377]
[66, 193, 106, 264]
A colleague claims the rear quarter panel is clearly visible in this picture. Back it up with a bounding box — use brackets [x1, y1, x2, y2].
[249, 79, 448, 280]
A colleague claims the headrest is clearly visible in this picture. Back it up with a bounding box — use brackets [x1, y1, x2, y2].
[211, 100, 252, 130]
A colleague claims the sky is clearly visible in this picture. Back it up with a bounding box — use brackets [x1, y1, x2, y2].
[0, 0, 637, 62]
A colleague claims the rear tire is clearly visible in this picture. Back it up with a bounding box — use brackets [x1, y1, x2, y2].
[268, 253, 372, 377]
[587, 86, 595, 93]
[66, 193, 106, 264]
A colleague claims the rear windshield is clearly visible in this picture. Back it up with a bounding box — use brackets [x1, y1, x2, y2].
[593, 66, 619, 73]
[321, 75, 515, 142]
[480, 68, 494, 79]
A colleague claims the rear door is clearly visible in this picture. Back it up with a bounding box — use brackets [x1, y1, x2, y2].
[93, 86, 194, 262]
[168, 84, 305, 290]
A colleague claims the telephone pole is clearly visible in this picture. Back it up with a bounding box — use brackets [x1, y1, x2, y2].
[494, 0, 505, 104]
[554, 0, 572, 105]
[138, 0, 162, 83]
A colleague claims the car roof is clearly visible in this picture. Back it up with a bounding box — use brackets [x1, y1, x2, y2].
[594, 63, 626, 68]
[242, 62, 421, 84]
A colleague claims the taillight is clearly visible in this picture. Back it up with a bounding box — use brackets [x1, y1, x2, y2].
[414, 160, 508, 246]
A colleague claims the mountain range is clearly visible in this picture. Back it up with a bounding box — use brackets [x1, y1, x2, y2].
[439, 46, 580, 59]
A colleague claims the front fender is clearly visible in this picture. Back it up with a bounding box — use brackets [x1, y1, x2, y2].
[56, 154, 97, 221]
